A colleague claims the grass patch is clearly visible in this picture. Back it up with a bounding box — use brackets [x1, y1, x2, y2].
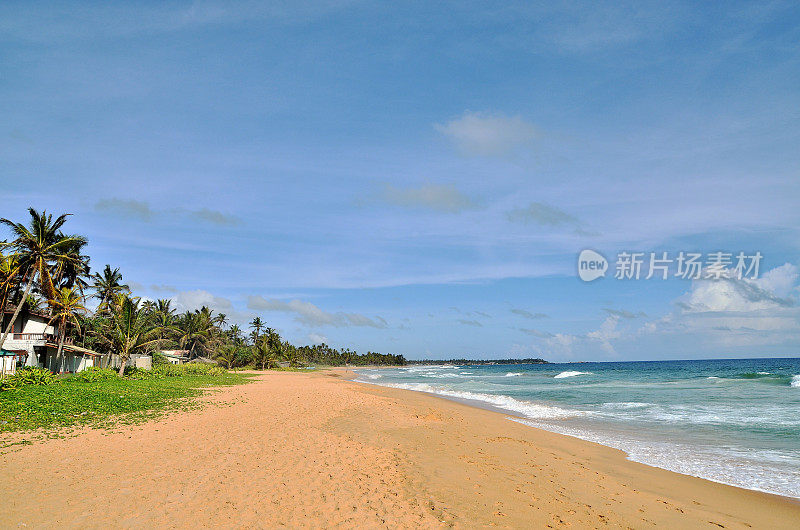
[0, 371, 253, 436]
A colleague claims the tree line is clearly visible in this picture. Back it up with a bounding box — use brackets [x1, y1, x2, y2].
[1, 208, 405, 375]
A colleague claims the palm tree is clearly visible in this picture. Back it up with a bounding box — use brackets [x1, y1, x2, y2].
[176, 309, 216, 358]
[228, 324, 242, 344]
[0, 251, 22, 317]
[47, 287, 87, 372]
[52, 238, 91, 294]
[91, 265, 129, 312]
[282, 342, 302, 367]
[217, 344, 237, 369]
[249, 317, 264, 341]
[214, 312, 228, 329]
[152, 299, 177, 345]
[252, 337, 279, 370]
[96, 294, 161, 376]
[0, 208, 88, 353]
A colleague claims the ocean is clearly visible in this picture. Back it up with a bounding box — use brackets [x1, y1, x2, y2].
[354, 358, 800, 498]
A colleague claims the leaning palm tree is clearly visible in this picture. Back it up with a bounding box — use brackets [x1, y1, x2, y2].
[91, 265, 129, 312]
[47, 287, 87, 372]
[96, 294, 161, 375]
[0, 208, 88, 352]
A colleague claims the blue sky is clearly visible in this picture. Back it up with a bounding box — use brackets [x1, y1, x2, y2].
[2, 1, 799, 360]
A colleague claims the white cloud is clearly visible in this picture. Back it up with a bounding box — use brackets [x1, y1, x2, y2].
[586, 316, 621, 354]
[435, 111, 537, 156]
[680, 264, 797, 313]
[247, 295, 387, 328]
[307, 332, 328, 344]
[171, 289, 234, 313]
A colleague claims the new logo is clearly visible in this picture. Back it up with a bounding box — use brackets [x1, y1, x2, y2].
[577, 249, 607, 282]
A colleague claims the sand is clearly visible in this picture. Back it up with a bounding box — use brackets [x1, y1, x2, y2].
[1, 370, 798, 528]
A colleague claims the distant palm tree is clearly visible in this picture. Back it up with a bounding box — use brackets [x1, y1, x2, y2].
[249, 316, 264, 341]
[177, 309, 217, 358]
[228, 324, 242, 344]
[156, 298, 174, 316]
[47, 287, 87, 372]
[91, 265, 129, 312]
[252, 337, 279, 370]
[96, 294, 160, 376]
[217, 344, 237, 369]
[214, 312, 228, 329]
[152, 299, 177, 345]
[0, 208, 87, 353]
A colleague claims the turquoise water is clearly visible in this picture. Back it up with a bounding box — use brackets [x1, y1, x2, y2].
[355, 358, 800, 498]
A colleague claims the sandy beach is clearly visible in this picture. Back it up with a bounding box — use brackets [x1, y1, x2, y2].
[1, 370, 798, 528]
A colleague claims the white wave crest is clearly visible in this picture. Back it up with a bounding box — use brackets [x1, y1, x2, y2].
[364, 373, 382, 380]
[554, 370, 591, 379]
[791, 375, 800, 388]
[375, 382, 583, 419]
[504, 372, 522, 377]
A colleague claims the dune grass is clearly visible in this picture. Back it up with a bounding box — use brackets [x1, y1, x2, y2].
[0, 370, 253, 437]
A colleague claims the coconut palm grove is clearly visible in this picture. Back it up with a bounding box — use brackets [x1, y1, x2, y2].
[1, 207, 406, 381]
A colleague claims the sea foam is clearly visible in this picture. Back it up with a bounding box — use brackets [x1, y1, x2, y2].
[358, 381, 583, 420]
[791, 375, 800, 388]
[554, 370, 591, 378]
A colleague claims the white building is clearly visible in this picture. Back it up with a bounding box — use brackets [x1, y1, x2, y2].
[1, 307, 101, 374]
[160, 350, 190, 364]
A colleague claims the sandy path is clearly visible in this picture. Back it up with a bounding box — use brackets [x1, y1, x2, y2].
[1, 371, 798, 528]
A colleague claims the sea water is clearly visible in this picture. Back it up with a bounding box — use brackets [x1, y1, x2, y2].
[355, 358, 800, 498]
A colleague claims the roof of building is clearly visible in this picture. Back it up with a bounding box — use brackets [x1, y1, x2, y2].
[44, 342, 102, 357]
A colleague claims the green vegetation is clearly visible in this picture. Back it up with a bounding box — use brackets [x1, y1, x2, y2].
[406, 358, 548, 365]
[0, 207, 404, 434]
[0, 367, 252, 434]
[0, 208, 406, 376]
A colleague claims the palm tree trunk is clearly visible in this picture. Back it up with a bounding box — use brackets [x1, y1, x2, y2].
[117, 349, 128, 376]
[0, 269, 36, 353]
[56, 326, 66, 374]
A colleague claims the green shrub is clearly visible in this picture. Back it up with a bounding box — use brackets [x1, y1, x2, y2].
[1, 367, 58, 390]
[152, 363, 224, 377]
[151, 351, 169, 366]
[77, 367, 118, 382]
[123, 366, 158, 380]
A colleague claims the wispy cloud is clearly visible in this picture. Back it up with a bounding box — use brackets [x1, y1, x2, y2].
[247, 295, 387, 328]
[457, 319, 483, 327]
[150, 284, 179, 293]
[95, 198, 154, 221]
[510, 308, 549, 319]
[603, 308, 646, 319]
[519, 328, 553, 338]
[507, 202, 597, 236]
[94, 198, 239, 226]
[435, 111, 537, 156]
[190, 208, 240, 226]
[379, 183, 478, 213]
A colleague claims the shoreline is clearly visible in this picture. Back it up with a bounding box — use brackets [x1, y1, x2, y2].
[2, 370, 799, 528]
[343, 366, 800, 502]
